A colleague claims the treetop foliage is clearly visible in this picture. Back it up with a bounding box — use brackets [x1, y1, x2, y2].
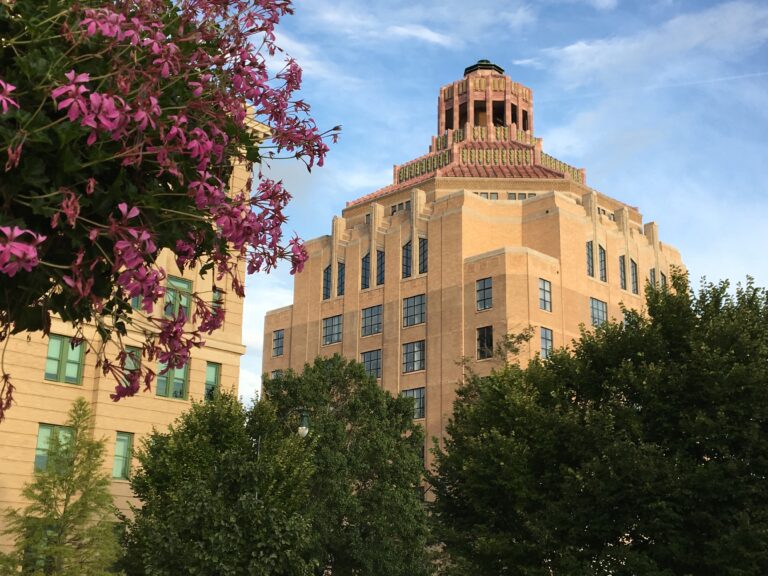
[432, 275, 768, 575]
[264, 355, 432, 576]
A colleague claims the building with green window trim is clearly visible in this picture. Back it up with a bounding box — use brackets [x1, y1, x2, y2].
[0, 161, 251, 552]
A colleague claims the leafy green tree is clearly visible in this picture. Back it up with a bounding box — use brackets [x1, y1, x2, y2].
[265, 355, 432, 576]
[121, 392, 315, 576]
[431, 275, 768, 575]
[1, 398, 120, 576]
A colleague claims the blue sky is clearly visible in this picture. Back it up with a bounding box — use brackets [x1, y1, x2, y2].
[237, 0, 768, 401]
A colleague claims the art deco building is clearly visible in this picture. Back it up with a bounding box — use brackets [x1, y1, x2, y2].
[0, 163, 249, 551]
[263, 60, 683, 465]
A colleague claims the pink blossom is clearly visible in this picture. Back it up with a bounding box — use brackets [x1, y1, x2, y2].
[0, 226, 46, 277]
[4, 143, 22, 171]
[51, 70, 90, 122]
[0, 79, 20, 114]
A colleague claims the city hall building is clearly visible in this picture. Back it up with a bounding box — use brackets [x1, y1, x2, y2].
[262, 60, 683, 464]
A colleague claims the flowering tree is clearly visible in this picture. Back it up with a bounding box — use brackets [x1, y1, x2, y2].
[0, 0, 337, 421]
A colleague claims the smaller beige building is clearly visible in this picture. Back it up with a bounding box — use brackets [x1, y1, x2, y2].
[0, 164, 249, 552]
[263, 61, 684, 468]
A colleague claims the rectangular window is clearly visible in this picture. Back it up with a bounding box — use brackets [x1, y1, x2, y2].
[337, 262, 345, 297]
[619, 255, 627, 290]
[272, 329, 284, 357]
[402, 340, 425, 373]
[112, 432, 133, 480]
[418, 238, 428, 274]
[156, 361, 189, 399]
[34, 424, 71, 471]
[649, 267, 657, 286]
[477, 326, 494, 360]
[376, 250, 385, 285]
[590, 297, 608, 327]
[507, 192, 516, 200]
[164, 276, 192, 318]
[44, 335, 84, 384]
[541, 327, 553, 359]
[489, 192, 498, 200]
[401, 387, 425, 419]
[631, 259, 639, 294]
[270, 369, 283, 379]
[661, 271, 668, 289]
[322, 314, 343, 345]
[586, 241, 594, 277]
[361, 305, 383, 337]
[476, 277, 493, 311]
[403, 294, 426, 327]
[599, 245, 607, 282]
[211, 286, 225, 324]
[205, 362, 220, 401]
[119, 345, 141, 387]
[322, 265, 332, 300]
[361, 253, 370, 290]
[402, 241, 412, 279]
[361, 349, 382, 379]
[539, 278, 552, 312]
[130, 294, 142, 310]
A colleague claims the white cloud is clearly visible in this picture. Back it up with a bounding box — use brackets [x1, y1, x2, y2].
[238, 365, 262, 406]
[538, 2, 768, 89]
[502, 5, 537, 29]
[386, 24, 454, 47]
[238, 270, 294, 405]
[293, 0, 538, 48]
[272, 32, 363, 85]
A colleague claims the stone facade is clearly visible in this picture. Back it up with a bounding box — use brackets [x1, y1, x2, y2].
[262, 61, 683, 469]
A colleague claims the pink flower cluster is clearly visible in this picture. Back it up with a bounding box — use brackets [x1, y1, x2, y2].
[0, 0, 337, 410]
[0, 227, 46, 277]
[0, 79, 19, 114]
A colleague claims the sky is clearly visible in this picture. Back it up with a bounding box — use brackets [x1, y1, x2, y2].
[237, 0, 768, 402]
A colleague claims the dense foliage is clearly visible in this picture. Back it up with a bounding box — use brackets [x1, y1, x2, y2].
[265, 356, 432, 576]
[121, 392, 315, 576]
[1, 398, 120, 575]
[0, 0, 337, 420]
[432, 275, 768, 575]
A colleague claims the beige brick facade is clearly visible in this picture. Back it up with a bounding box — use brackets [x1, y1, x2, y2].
[262, 61, 683, 469]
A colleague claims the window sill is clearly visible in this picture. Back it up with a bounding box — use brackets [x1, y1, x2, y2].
[43, 378, 83, 386]
[402, 369, 426, 375]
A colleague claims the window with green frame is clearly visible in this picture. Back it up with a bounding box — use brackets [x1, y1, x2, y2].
[44, 335, 84, 384]
[112, 432, 133, 480]
[119, 346, 141, 386]
[205, 362, 221, 401]
[34, 424, 72, 471]
[164, 276, 192, 318]
[156, 361, 189, 399]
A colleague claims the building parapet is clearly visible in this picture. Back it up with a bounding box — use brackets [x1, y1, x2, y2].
[396, 149, 452, 184]
[541, 152, 586, 185]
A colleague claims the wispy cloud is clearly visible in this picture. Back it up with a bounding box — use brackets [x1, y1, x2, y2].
[536, 2, 768, 89]
[387, 24, 454, 47]
[502, 5, 537, 29]
[292, 0, 539, 48]
[273, 32, 363, 84]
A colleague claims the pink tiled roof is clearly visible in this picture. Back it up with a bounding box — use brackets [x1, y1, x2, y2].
[345, 136, 570, 208]
[441, 164, 564, 179]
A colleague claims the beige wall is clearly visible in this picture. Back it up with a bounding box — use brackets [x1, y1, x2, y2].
[263, 178, 684, 469]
